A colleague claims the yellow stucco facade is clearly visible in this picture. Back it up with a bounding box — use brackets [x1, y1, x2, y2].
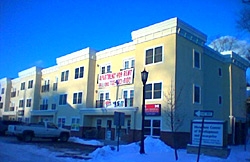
[0, 17, 249, 145]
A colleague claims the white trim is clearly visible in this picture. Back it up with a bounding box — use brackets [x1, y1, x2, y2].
[144, 44, 164, 66]
[193, 49, 201, 70]
[193, 84, 201, 104]
[145, 81, 163, 101]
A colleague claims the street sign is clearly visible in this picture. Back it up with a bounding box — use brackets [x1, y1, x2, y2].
[194, 110, 213, 117]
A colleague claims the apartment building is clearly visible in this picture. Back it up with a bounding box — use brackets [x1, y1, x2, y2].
[0, 17, 249, 146]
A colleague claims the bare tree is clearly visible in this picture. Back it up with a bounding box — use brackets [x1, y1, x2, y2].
[209, 36, 250, 60]
[163, 81, 184, 161]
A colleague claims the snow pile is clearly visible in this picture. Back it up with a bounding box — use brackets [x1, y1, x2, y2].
[68, 137, 104, 146]
[90, 136, 173, 161]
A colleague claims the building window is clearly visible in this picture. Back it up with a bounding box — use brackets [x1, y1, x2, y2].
[71, 117, 80, 131]
[124, 58, 135, 69]
[127, 120, 131, 134]
[193, 85, 201, 104]
[58, 117, 66, 128]
[123, 89, 134, 106]
[73, 92, 83, 104]
[193, 50, 201, 69]
[218, 95, 222, 105]
[53, 83, 58, 91]
[145, 46, 163, 65]
[19, 100, 24, 108]
[51, 104, 56, 110]
[144, 119, 161, 137]
[218, 68, 222, 77]
[40, 98, 48, 110]
[28, 80, 33, 89]
[0, 103, 3, 109]
[75, 67, 84, 79]
[25, 118, 30, 123]
[11, 88, 16, 97]
[61, 70, 69, 82]
[1, 88, 4, 94]
[21, 82, 25, 90]
[101, 64, 111, 74]
[59, 94, 67, 105]
[41, 80, 50, 92]
[145, 82, 162, 99]
[26, 99, 32, 107]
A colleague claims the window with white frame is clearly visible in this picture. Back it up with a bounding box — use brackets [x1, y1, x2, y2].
[145, 46, 163, 65]
[61, 70, 69, 82]
[218, 95, 222, 105]
[193, 50, 201, 69]
[145, 82, 162, 99]
[57, 117, 66, 128]
[218, 68, 222, 77]
[73, 92, 83, 104]
[19, 99, 24, 108]
[144, 119, 161, 137]
[71, 117, 80, 131]
[127, 120, 131, 134]
[193, 84, 201, 104]
[26, 99, 32, 107]
[1, 88, 4, 94]
[101, 64, 111, 74]
[123, 89, 134, 106]
[59, 94, 67, 105]
[28, 80, 33, 89]
[20, 82, 25, 90]
[75, 66, 84, 79]
[123, 58, 135, 69]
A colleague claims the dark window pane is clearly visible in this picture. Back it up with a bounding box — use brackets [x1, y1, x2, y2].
[75, 68, 79, 79]
[194, 86, 200, 103]
[144, 128, 151, 136]
[153, 83, 162, 99]
[153, 120, 160, 127]
[194, 51, 200, 68]
[153, 128, 161, 136]
[146, 49, 153, 65]
[80, 67, 84, 78]
[144, 120, 151, 127]
[145, 84, 152, 99]
[154, 46, 162, 63]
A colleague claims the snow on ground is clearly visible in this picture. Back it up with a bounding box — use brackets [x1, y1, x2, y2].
[0, 136, 249, 162]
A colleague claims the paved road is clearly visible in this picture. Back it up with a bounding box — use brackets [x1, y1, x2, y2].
[0, 135, 100, 160]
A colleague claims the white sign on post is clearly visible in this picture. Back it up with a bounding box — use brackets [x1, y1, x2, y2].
[192, 120, 224, 147]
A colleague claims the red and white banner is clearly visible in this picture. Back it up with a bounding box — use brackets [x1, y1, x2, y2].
[98, 68, 134, 88]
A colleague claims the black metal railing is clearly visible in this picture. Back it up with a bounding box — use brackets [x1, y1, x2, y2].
[40, 104, 48, 110]
[95, 98, 134, 108]
[41, 85, 50, 93]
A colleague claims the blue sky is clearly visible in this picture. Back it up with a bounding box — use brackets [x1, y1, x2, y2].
[0, 0, 247, 79]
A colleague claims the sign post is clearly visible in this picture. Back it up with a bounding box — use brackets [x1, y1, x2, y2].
[114, 111, 125, 152]
[194, 110, 213, 162]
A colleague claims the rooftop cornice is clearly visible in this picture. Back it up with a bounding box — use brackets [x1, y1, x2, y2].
[41, 65, 59, 75]
[18, 66, 42, 78]
[96, 42, 135, 60]
[56, 47, 97, 66]
[131, 17, 207, 45]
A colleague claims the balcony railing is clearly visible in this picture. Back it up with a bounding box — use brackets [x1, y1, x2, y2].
[18, 110, 24, 116]
[40, 104, 48, 110]
[11, 91, 16, 97]
[10, 107, 15, 111]
[41, 85, 50, 93]
[95, 98, 134, 108]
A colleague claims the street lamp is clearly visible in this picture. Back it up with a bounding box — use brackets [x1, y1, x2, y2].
[140, 68, 148, 154]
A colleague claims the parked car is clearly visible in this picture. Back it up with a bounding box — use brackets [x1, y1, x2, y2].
[8, 121, 70, 142]
[0, 120, 25, 136]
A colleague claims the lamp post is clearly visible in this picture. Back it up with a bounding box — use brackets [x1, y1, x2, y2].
[140, 68, 148, 154]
